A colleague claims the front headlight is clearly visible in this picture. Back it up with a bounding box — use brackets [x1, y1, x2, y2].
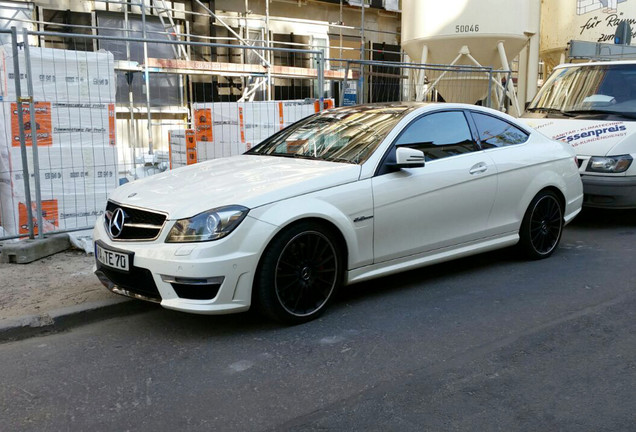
[587, 155, 633, 173]
[166, 205, 249, 243]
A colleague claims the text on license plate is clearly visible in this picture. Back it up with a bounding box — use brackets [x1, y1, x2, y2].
[96, 244, 130, 272]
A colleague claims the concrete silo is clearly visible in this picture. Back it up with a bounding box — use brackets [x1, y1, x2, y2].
[401, 0, 541, 115]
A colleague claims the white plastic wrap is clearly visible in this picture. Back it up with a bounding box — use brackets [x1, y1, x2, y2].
[0, 47, 117, 237]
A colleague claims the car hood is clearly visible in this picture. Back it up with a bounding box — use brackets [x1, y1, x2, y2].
[109, 155, 361, 219]
[522, 118, 635, 156]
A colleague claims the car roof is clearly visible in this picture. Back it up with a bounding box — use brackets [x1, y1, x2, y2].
[324, 102, 519, 125]
[553, 60, 636, 69]
[327, 102, 430, 113]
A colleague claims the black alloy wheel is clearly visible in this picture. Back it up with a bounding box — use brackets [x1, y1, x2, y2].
[256, 222, 343, 324]
[519, 190, 564, 259]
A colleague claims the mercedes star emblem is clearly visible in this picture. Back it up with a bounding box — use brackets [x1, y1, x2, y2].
[108, 207, 127, 238]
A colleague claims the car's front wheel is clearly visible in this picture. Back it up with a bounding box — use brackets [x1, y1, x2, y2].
[519, 190, 564, 260]
[255, 221, 343, 324]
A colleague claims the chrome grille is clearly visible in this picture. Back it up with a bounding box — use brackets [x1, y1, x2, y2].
[105, 201, 167, 241]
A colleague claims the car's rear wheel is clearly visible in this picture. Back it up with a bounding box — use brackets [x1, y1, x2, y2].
[255, 221, 343, 324]
[519, 190, 564, 259]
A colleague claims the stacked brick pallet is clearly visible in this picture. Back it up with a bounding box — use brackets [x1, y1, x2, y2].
[169, 99, 334, 168]
[0, 47, 117, 237]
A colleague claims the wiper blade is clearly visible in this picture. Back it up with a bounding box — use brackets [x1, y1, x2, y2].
[322, 156, 356, 164]
[561, 109, 636, 119]
[526, 107, 575, 117]
[270, 153, 317, 160]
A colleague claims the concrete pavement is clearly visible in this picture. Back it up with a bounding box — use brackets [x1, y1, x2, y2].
[2, 211, 636, 431]
[0, 236, 152, 342]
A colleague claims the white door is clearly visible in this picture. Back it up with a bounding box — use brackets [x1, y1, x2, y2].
[468, 111, 534, 235]
[372, 110, 498, 263]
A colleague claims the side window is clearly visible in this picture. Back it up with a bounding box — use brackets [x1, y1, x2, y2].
[472, 112, 529, 148]
[395, 111, 478, 161]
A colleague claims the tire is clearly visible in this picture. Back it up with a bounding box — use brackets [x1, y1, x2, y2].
[519, 190, 564, 260]
[255, 221, 344, 324]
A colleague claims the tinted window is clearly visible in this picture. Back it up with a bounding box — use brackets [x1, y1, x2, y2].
[247, 106, 408, 164]
[472, 113, 529, 148]
[395, 111, 477, 161]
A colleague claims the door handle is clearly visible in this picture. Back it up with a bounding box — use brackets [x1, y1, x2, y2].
[469, 163, 488, 175]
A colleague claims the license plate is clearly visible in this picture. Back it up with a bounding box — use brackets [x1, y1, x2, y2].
[95, 242, 131, 272]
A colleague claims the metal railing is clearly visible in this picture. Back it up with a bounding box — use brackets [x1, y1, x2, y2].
[0, 27, 328, 241]
[0, 27, 514, 242]
[335, 59, 514, 110]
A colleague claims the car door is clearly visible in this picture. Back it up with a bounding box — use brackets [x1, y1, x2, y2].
[467, 111, 533, 236]
[372, 110, 498, 263]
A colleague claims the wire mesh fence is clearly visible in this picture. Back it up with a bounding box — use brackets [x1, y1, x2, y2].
[0, 27, 331, 240]
[333, 59, 515, 111]
[0, 26, 517, 242]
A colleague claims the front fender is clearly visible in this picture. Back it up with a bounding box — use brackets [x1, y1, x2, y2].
[249, 179, 374, 270]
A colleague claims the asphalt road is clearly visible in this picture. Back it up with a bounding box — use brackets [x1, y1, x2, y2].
[1, 208, 636, 431]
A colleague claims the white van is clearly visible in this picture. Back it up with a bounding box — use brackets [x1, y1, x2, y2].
[523, 61, 636, 208]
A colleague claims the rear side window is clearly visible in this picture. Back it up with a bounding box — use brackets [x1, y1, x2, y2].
[395, 111, 478, 161]
[472, 113, 529, 148]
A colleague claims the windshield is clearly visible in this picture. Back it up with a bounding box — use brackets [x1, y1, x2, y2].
[246, 105, 409, 164]
[527, 64, 636, 118]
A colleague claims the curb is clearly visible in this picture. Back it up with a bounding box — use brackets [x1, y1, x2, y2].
[0, 233, 71, 264]
[0, 297, 155, 343]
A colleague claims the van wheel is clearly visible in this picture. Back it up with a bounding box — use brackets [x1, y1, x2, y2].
[519, 190, 564, 260]
[255, 222, 342, 324]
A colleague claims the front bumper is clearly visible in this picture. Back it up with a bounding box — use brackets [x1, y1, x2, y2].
[93, 214, 277, 315]
[582, 175, 636, 209]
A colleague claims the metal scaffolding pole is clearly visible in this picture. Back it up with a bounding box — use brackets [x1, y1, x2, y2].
[266, 0, 272, 100]
[10, 27, 35, 239]
[22, 28, 44, 239]
[359, 0, 365, 104]
[141, 2, 153, 154]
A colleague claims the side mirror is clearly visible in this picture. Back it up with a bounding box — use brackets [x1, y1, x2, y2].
[394, 147, 425, 169]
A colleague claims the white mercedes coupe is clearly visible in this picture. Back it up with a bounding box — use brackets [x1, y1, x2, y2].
[94, 103, 583, 324]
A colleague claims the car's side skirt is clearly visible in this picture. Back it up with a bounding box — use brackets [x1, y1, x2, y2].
[345, 233, 519, 285]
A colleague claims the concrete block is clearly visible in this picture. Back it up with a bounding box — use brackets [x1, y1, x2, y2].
[0, 233, 70, 264]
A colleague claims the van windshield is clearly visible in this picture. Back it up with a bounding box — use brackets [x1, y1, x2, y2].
[527, 64, 636, 119]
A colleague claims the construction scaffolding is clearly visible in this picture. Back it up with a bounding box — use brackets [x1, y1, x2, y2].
[0, 1, 520, 242]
